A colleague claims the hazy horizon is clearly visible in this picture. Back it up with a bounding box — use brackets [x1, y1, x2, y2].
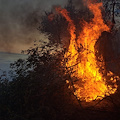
[0, 51, 27, 77]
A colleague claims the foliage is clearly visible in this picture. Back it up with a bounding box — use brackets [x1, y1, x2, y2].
[101, 0, 120, 24]
[1, 41, 120, 120]
[38, 0, 92, 46]
[0, 41, 74, 120]
[0, 0, 120, 120]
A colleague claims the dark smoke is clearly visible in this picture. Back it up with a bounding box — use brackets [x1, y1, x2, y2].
[73, 0, 84, 9]
[0, 0, 67, 53]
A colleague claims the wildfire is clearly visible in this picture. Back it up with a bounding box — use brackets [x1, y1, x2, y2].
[56, 1, 119, 102]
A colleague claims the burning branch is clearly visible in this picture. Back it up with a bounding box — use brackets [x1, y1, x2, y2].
[57, 0, 119, 103]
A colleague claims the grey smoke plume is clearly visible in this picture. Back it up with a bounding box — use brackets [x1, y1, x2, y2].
[0, 0, 67, 53]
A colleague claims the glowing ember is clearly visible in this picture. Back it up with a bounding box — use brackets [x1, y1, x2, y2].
[56, 1, 119, 102]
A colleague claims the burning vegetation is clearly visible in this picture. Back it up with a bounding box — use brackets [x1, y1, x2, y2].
[55, 1, 120, 102]
[1, 0, 120, 120]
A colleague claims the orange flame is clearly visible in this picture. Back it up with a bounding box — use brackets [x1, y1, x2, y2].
[56, 1, 118, 102]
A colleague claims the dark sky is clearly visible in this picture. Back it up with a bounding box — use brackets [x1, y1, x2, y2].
[0, 0, 68, 53]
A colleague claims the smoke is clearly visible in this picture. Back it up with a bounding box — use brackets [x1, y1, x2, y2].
[73, 0, 84, 9]
[0, 0, 67, 53]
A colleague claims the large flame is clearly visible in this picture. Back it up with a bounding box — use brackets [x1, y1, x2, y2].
[56, 1, 118, 102]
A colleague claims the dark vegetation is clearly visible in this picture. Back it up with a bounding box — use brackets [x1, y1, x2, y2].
[0, 0, 120, 120]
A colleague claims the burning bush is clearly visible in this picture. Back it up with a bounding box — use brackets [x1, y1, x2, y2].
[1, 0, 120, 120]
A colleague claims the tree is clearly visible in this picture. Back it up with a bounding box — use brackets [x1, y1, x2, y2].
[1, 41, 76, 120]
[39, 0, 92, 47]
[1, 0, 120, 119]
[101, 0, 120, 25]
